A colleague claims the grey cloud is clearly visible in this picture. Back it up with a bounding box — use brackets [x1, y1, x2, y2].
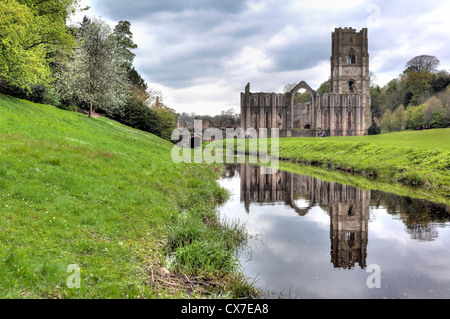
[82, 0, 450, 114]
[92, 0, 247, 21]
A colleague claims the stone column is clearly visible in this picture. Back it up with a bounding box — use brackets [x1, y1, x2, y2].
[355, 98, 362, 136]
[259, 95, 265, 137]
[315, 97, 321, 130]
[329, 95, 335, 135]
[240, 93, 246, 130]
[246, 102, 251, 130]
[272, 94, 277, 129]
[342, 95, 347, 136]
[286, 93, 292, 131]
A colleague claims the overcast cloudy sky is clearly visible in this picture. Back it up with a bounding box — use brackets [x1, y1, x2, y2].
[71, 0, 450, 115]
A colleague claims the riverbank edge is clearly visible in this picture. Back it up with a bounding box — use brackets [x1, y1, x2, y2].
[150, 163, 258, 299]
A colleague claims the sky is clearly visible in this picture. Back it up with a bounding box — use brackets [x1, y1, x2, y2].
[70, 0, 450, 116]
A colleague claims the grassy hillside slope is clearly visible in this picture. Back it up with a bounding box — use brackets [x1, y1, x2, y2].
[0, 94, 246, 298]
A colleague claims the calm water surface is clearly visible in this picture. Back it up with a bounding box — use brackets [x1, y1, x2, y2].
[218, 164, 450, 299]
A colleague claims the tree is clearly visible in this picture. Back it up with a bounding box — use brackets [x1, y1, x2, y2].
[382, 77, 408, 111]
[113, 21, 138, 69]
[0, 0, 51, 90]
[116, 95, 161, 135]
[316, 78, 330, 94]
[17, 0, 83, 57]
[405, 55, 440, 73]
[409, 104, 426, 128]
[404, 70, 433, 106]
[430, 70, 450, 93]
[370, 85, 385, 119]
[367, 121, 381, 135]
[391, 105, 406, 130]
[430, 110, 445, 128]
[0, 0, 87, 91]
[151, 98, 177, 141]
[424, 96, 445, 128]
[380, 109, 393, 132]
[57, 18, 129, 117]
[127, 67, 150, 105]
[438, 85, 450, 126]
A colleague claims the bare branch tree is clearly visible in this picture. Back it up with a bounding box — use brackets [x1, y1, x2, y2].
[405, 55, 440, 73]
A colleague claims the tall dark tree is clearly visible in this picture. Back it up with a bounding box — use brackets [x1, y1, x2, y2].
[113, 21, 138, 69]
[405, 55, 440, 73]
[430, 70, 450, 93]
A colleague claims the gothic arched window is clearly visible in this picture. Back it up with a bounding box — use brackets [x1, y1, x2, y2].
[347, 48, 356, 64]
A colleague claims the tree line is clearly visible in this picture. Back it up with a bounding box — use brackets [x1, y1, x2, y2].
[0, 0, 177, 141]
[370, 55, 450, 133]
[178, 108, 241, 130]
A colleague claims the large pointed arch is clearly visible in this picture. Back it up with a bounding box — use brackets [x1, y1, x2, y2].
[289, 80, 317, 96]
[289, 81, 317, 130]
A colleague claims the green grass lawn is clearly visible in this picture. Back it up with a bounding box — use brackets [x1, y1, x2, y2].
[278, 130, 450, 192]
[310, 129, 450, 151]
[0, 94, 249, 298]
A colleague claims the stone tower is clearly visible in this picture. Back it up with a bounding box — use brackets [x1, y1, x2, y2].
[240, 27, 371, 137]
[330, 27, 371, 129]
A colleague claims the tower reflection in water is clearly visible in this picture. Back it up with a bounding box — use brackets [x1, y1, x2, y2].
[224, 164, 369, 270]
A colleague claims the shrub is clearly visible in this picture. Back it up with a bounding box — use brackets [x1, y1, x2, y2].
[368, 121, 381, 135]
[112, 97, 161, 136]
[171, 241, 238, 276]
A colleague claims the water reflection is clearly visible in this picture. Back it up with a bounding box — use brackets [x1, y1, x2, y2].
[222, 164, 450, 271]
[221, 164, 450, 298]
[370, 191, 450, 242]
[235, 164, 371, 270]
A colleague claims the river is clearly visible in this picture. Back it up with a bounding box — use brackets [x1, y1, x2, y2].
[218, 163, 450, 299]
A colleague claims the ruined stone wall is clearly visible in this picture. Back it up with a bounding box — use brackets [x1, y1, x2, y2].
[240, 84, 366, 137]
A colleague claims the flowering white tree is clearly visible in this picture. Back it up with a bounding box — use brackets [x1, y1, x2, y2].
[58, 17, 128, 117]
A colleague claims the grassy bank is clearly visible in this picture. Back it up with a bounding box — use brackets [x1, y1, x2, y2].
[0, 94, 252, 298]
[212, 129, 450, 199]
[273, 160, 450, 205]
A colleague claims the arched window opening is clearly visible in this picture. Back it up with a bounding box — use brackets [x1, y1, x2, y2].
[348, 205, 354, 216]
[277, 112, 283, 130]
[347, 49, 356, 64]
[348, 81, 355, 93]
[252, 111, 259, 130]
[265, 111, 271, 129]
[346, 232, 356, 248]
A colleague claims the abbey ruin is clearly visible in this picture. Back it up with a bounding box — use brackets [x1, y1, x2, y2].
[240, 27, 372, 137]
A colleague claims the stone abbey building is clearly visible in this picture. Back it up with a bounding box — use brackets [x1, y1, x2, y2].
[240, 27, 371, 137]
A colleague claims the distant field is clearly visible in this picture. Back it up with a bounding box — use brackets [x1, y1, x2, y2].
[295, 129, 450, 151]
